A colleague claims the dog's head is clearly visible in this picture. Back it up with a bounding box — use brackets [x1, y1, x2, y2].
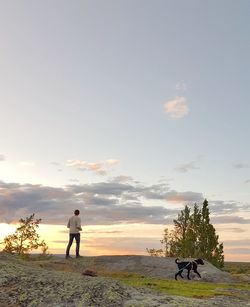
[195, 258, 204, 265]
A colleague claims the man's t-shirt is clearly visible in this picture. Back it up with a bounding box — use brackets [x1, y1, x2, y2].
[67, 215, 81, 234]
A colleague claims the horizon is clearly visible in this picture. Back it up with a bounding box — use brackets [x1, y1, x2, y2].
[0, 1, 250, 262]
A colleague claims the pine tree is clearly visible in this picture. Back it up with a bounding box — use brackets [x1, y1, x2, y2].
[197, 200, 224, 267]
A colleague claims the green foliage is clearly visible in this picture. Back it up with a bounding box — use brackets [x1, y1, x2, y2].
[3, 213, 49, 256]
[148, 199, 224, 268]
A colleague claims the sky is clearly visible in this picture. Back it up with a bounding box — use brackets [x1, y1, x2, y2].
[0, 0, 250, 261]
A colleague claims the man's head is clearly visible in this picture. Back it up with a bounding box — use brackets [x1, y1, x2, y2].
[74, 209, 80, 216]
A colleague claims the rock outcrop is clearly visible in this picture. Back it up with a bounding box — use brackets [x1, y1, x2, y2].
[67, 255, 236, 283]
[0, 253, 249, 307]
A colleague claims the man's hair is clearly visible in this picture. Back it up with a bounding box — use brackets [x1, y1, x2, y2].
[74, 209, 80, 215]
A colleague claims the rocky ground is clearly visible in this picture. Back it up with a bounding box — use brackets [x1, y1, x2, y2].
[0, 253, 249, 307]
[62, 255, 237, 283]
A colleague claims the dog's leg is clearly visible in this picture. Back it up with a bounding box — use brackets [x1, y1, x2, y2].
[175, 270, 183, 280]
[194, 270, 201, 278]
[187, 269, 191, 280]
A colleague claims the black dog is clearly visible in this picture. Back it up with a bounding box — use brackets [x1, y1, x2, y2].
[175, 258, 204, 280]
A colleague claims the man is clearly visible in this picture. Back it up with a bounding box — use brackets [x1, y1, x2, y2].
[66, 209, 82, 259]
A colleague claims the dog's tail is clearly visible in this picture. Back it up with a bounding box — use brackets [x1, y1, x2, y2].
[175, 258, 180, 264]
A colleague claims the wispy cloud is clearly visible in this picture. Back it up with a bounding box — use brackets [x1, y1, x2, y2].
[69, 179, 80, 183]
[175, 82, 187, 91]
[106, 159, 119, 166]
[66, 159, 120, 175]
[211, 215, 250, 224]
[165, 191, 203, 203]
[164, 96, 189, 119]
[233, 163, 250, 169]
[0, 154, 6, 161]
[216, 227, 246, 233]
[110, 176, 133, 183]
[223, 239, 250, 246]
[245, 179, 250, 184]
[174, 161, 199, 173]
[51, 162, 61, 166]
[224, 248, 250, 255]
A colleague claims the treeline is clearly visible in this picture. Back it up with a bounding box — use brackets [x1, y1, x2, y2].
[147, 199, 224, 268]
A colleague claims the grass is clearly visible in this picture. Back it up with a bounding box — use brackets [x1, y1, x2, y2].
[101, 271, 250, 300]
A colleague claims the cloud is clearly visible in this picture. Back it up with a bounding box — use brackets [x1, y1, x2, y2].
[68, 181, 137, 196]
[164, 191, 203, 203]
[66, 160, 106, 175]
[164, 96, 189, 119]
[174, 161, 199, 173]
[69, 179, 80, 183]
[0, 154, 5, 161]
[216, 227, 246, 233]
[138, 183, 203, 203]
[233, 163, 250, 169]
[211, 215, 250, 224]
[224, 248, 250, 255]
[66, 159, 120, 175]
[223, 239, 250, 246]
[209, 200, 249, 215]
[175, 82, 187, 91]
[0, 178, 247, 228]
[51, 162, 61, 166]
[106, 159, 119, 166]
[110, 176, 133, 183]
[0, 179, 203, 225]
[245, 179, 250, 184]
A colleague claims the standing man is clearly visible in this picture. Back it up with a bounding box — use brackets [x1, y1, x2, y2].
[66, 209, 82, 259]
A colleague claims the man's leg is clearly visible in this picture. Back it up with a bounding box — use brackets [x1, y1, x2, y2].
[66, 234, 74, 257]
[75, 233, 80, 257]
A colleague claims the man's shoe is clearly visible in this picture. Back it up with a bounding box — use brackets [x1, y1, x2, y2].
[76, 255, 83, 258]
[65, 255, 73, 259]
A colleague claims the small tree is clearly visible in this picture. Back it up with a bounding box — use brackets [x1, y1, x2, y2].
[3, 213, 49, 256]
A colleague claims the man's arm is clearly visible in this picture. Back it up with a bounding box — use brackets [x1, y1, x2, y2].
[67, 219, 70, 228]
[76, 217, 82, 231]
